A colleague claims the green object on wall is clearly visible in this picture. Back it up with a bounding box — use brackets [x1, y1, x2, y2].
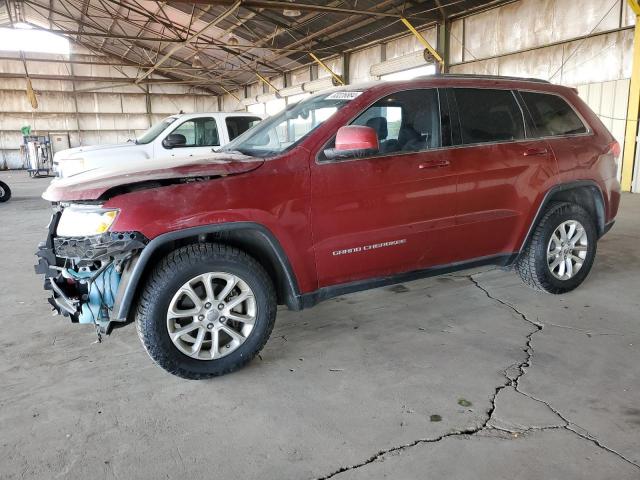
[21, 125, 31, 136]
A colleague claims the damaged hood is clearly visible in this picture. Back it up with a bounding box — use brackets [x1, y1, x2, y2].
[43, 153, 264, 202]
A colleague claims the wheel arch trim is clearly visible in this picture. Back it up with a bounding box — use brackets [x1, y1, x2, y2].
[517, 180, 606, 260]
[112, 222, 302, 322]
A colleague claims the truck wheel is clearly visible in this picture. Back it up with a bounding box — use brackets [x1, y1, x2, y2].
[516, 202, 597, 294]
[136, 243, 276, 379]
[0, 181, 11, 202]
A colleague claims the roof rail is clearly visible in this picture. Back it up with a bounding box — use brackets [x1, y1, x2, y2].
[414, 73, 551, 84]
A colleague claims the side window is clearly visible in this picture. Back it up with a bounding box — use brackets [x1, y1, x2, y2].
[350, 89, 441, 155]
[520, 91, 587, 137]
[453, 88, 525, 145]
[170, 117, 219, 147]
[225, 116, 261, 141]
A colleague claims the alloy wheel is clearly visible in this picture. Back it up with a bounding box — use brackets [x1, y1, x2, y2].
[546, 220, 588, 280]
[166, 272, 256, 360]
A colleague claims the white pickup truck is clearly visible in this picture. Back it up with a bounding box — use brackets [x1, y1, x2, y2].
[53, 112, 262, 178]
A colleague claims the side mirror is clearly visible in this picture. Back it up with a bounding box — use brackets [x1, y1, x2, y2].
[324, 125, 379, 160]
[162, 133, 187, 149]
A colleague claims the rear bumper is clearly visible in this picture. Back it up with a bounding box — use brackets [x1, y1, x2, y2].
[601, 220, 615, 238]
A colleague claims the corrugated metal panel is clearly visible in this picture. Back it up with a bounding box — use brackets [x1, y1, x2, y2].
[317, 56, 343, 79]
[349, 45, 382, 83]
[150, 95, 197, 114]
[451, 29, 633, 86]
[450, 19, 464, 64]
[463, 0, 625, 60]
[577, 79, 630, 181]
[291, 67, 311, 86]
[385, 27, 437, 60]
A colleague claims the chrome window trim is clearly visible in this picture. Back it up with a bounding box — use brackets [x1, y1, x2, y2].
[315, 85, 593, 165]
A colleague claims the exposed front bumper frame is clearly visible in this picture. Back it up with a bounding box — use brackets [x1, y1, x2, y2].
[35, 211, 148, 334]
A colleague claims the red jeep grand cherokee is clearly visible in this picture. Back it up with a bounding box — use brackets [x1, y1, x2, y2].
[36, 75, 621, 379]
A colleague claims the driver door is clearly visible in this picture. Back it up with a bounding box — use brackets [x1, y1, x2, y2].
[156, 117, 220, 162]
[310, 88, 458, 287]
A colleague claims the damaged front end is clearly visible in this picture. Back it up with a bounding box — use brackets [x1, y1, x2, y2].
[35, 206, 147, 337]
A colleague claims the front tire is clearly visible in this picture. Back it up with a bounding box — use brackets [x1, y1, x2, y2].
[516, 202, 597, 294]
[136, 243, 276, 379]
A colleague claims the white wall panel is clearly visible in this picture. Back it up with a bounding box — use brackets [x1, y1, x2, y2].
[577, 79, 630, 180]
[150, 95, 196, 114]
[349, 45, 382, 83]
[451, 29, 633, 87]
[0, 150, 23, 169]
[291, 67, 310, 86]
[450, 19, 464, 64]
[316, 56, 343, 79]
[386, 28, 437, 60]
[463, 0, 627, 61]
[222, 92, 243, 112]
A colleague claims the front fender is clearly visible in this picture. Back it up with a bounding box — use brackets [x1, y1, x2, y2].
[111, 222, 302, 322]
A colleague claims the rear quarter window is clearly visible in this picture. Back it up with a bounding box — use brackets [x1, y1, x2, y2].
[520, 91, 587, 137]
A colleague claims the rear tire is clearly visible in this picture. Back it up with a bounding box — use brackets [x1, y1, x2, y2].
[516, 202, 597, 294]
[0, 181, 11, 202]
[135, 243, 276, 379]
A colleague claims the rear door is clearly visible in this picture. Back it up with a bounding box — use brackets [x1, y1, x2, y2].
[446, 87, 557, 261]
[310, 88, 458, 287]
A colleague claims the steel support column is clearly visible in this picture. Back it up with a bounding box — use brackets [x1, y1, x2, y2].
[436, 20, 450, 73]
[621, 0, 640, 191]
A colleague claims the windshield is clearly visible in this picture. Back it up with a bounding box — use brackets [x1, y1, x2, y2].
[136, 117, 177, 144]
[220, 92, 360, 157]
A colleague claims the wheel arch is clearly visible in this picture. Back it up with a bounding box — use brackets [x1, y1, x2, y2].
[112, 222, 302, 323]
[517, 180, 606, 258]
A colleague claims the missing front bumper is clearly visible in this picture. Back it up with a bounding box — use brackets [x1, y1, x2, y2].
[35, 213, 148, 334]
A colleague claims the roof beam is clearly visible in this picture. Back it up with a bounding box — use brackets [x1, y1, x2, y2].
[134, 0, 241, 84]
[189, 1, 406, 18]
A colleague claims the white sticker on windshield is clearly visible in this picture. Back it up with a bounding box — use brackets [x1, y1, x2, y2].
[326, 91, 362, 100]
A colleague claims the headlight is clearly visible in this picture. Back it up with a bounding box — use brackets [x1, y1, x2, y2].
[56, 205, 119, 237]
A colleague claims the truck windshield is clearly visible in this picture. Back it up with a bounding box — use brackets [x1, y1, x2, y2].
[220, 91, 361, 157]
[136, 117, 177, 144]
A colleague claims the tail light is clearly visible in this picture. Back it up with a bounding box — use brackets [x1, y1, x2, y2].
[608, 140, 621, 160]
[605, 140, 621, 178]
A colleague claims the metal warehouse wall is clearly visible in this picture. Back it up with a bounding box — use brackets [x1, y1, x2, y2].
[0, 44, 218, 169]
[447, 0, 637, 189]
[222, 0, 638, 190]
[2, 0, 637, 189]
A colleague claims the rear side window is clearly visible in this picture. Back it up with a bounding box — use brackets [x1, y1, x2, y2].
[453, 88, 525, 145]
[226, 116, 261, 141]
[520, 92, 587, 137]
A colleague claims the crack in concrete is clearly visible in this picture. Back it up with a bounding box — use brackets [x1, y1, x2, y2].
[313, 273, 639, 479]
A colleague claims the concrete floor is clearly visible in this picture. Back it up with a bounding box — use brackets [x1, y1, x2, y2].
[1, 170, 639, 480]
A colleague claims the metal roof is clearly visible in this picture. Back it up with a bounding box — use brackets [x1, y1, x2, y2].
[12, 0, 513, 94]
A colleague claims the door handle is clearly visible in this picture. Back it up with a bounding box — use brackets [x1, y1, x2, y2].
[523, 148, 548, 157]
[419, 159, 450, 169]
